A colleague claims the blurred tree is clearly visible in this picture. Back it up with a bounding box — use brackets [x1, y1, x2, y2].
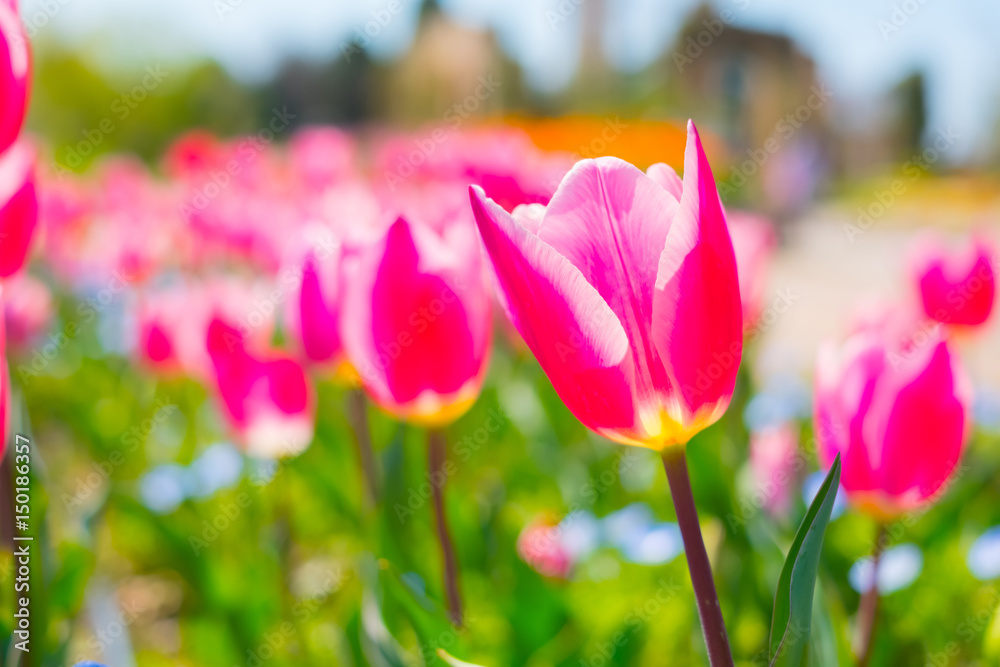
[894, 71, 927, 157]
[28, 48, 261, 170]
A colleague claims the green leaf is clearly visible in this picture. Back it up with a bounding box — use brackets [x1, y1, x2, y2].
[768, 454, 841, 667]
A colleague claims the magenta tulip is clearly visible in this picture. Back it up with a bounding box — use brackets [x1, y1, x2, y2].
[814, 327, 969, 519]
[0, 0, 29, 155]
[136, 279, 278, 381]
[0, 140, 37, 277]
[909, 233, 995, 328]
[207, 318, 315, 458]
[342, 216, 492, 426]
[469, 121, 742, 450]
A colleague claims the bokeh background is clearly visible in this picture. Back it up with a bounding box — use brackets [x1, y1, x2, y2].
[3, 0, 1000, 665]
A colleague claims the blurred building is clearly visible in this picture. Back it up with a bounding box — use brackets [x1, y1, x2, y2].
[376, 1, 524, 125]
[665, 4, 832, 221]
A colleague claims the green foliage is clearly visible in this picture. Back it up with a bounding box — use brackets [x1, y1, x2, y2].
[768, 454, 840, 666]
[3, 305, 999, 665]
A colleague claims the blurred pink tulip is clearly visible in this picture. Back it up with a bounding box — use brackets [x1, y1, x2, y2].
[282, 234, 359, 382]
[748, 423, 799, 517]
[288, 127, 356, 191]
[207, 318, 315, 458]
[909, 233, 995, 328]
[136, 278, 278, 381]
[814, 327, 969, 519]
[470, 121, 742, 449]
[725, 211, 777, 330]
[517, 517, 572, 579]
[0, 0, 29, 155]
[2, 272, 51, 347]
[0, 140, 37, 277]
[342, 216, 492, 426]
[375, 127, 572, 210]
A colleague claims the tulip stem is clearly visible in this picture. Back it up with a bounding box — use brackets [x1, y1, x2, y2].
[855, 523, 886, 667]
[346, 388, 380, 509]
[661, 447, 734, 667]
[428, 428, 463, 627]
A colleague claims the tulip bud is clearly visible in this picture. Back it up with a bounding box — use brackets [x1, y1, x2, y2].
[814, 322, 969, 519]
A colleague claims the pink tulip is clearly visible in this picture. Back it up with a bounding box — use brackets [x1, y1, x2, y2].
[909, 233, 995, 328]
[288, 127, 356, 192]
[2, 272, 51, 347]
[725, 211, 777, 330]
[0, 0, 29, 155]
[135, 278, 278, 381]
[207, 318, 315, 458]
[470, 121, 742, 449]
[282, 234, 357, 380]
[342, 216, 492, 426]
[814, 326, 969, 519]
[517, 517, 572, 579]
[0, 140, 37, 277]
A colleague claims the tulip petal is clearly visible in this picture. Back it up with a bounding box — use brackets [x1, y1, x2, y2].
[875, 340, 966, 502]
[0, 3, 30, 154]
[815, 336, 882, 494]
[913, 236, 995, 327]
[652, 121, 742, 418]
[344, 218, 489, 419]
[0, 142, 37, 277]
[538, 157, 678, 401]
[206, 318, 258, 425]
[299, 254, 341, 363]
[470, 185, 636, 432]
[646, 163, 684, 201]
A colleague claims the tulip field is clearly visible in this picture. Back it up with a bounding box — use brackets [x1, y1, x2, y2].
[3, 2, 1000, 667]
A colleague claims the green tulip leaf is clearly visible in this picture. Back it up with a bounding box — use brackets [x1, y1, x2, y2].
[768, 454, 841, 667]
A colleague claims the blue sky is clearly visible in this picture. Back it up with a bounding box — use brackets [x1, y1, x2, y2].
[20, 0, 1000, 163]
